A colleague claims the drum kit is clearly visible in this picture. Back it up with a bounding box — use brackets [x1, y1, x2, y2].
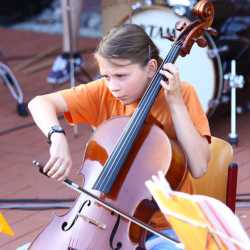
[119, 0, 250, 144]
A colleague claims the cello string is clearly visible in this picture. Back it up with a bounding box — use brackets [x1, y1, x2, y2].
[99, 42, 182, 188]
[96, 41, 183, 191]
[97, 41, 182, 190]
[99, 46, 182, 192]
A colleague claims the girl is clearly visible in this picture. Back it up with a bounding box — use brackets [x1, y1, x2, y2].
[28, 23, 210, 249]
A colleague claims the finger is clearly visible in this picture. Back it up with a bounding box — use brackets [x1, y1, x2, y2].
[163, 63, 179, 75]
[51, 165, 66, 180]
[160, 70, 174, 82]
[160, 79, 171, 90]
[162, 65, 179, 81]
[43, 157, 57, 173]
[57, 166, 70, 182]
[47, 158, 63, 177]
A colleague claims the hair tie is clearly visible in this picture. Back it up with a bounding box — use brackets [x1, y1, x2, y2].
[148, 45, 152, 61]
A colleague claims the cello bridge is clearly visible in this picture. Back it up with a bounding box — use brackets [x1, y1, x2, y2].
[77, 213, 106, 230]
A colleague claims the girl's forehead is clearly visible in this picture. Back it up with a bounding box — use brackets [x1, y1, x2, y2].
[97, 56, 132, 67]
[98, 56, 141, 73]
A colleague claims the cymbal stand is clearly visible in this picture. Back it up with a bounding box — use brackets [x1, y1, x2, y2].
[236, 193, 250, 209]
[66, 0, 78, 136]
[225, 61, 250, 208]
[0, 62, 28, 117]
[224, 60, 244, 145]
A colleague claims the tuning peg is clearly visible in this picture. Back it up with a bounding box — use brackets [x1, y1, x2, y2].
[162, 28, 176, 42]
[175, 21, 188, 32]
[195, 37, 208, 47]
[205, 27, 218, 37]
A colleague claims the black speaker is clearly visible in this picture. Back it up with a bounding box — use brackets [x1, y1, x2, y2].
[0, 0, 53, 25]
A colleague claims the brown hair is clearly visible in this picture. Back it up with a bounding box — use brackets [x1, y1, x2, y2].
[95, 24, 162, 66]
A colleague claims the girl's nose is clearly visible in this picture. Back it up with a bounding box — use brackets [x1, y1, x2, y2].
[107, 78, 120, 92]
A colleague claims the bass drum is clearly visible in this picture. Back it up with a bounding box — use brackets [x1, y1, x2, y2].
[123, 5, 223, 117]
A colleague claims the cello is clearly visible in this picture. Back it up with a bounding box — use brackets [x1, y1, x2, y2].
[30, 1, 216, 249]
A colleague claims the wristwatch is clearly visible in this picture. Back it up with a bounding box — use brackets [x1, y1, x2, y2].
[47, 125, 65, 145]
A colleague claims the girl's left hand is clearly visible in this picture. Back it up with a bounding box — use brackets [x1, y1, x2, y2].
[159, 63, 182, 99]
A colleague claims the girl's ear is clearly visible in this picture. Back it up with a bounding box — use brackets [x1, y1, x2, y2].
[146, 59, 158, 78]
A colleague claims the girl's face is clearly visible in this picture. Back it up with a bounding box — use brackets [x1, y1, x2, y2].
[97, 55, 157, 105]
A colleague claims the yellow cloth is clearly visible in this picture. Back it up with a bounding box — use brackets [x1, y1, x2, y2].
[146, 175, 229, 250]
[0, 213, 14, 236]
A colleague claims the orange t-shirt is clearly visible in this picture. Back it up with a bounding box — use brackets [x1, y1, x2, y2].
[59, 78, 211, 228]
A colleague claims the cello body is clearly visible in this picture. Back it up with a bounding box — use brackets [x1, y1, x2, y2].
[29, 116, 187, 250]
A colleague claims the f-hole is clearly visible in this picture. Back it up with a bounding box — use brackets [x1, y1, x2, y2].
[109, 211, 123, 250]
[62, 199, 91, 231]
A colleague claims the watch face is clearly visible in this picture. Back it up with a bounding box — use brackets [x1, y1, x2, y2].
[52, 125, 64, 132]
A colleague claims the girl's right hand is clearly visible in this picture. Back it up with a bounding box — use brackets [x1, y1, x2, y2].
[43, 133, 72, 181]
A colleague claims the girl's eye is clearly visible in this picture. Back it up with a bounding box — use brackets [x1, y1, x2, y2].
[117, 74, 126, 78]
[102, 75, 110, 81]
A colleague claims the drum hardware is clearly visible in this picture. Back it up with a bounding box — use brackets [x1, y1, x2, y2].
[166, 0, 195, 17]
[235, 102, 250, 115]
[214, 34, 250, 114]
[236, 193, 250, 209]
[131, 0, 193, 16]
[207, 45, 229, 59]
[166, 0, 194, 7]
[131, 0, 154, 11]
[131, 2, 143, 11]
[144, 0, 154, 6]
[207, 98, 220, 111]
[223, 60, 244, 145]
[0, 62, 28, 117]
[173, 6, 188, 17]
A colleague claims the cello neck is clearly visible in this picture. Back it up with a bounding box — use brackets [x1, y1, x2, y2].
[93, 41, 182, 194]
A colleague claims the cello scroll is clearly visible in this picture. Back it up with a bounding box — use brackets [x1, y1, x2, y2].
[169, 0, 217, 57]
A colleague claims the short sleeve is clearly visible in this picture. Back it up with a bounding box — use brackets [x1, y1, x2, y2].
[59, 79, 105, 126]
[182, 84, 211, 143]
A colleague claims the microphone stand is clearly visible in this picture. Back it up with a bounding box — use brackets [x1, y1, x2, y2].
[224, 61, 250, 208]
[224, 60, 244, 145]
[66, 0, 78, 136]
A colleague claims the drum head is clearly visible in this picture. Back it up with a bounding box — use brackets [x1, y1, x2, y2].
[124, 6, 223, 116]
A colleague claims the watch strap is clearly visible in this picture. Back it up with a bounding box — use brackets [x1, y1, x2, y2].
[47, 126, 65, 145]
